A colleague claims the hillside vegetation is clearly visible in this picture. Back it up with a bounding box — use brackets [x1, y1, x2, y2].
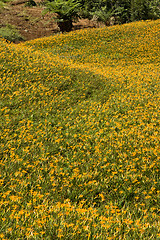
[0, 19, 160, 239]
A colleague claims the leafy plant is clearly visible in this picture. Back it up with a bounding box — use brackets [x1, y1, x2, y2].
[78, 0, 160, 25]
[44, 0, 81, 32]
[148, 0, 160, 19]
[130, 0, 160, 21]
[0, 0, 9, 12]
[92, 5, 128, 25]
[130, 0, 150, 21]
[0, 24, 24, 42]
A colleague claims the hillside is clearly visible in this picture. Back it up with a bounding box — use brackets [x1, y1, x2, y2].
[0, 19, 160, 239]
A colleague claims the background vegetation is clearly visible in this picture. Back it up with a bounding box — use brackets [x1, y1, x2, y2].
[44, 0, 160, 31]
[0, 19, 160, 239]
[0, 24, 24, 42]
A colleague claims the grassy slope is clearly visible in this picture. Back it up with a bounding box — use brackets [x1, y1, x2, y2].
[0, 20, 160, 239]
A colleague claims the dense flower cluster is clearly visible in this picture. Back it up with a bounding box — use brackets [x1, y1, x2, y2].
[0, 19, 160, 239]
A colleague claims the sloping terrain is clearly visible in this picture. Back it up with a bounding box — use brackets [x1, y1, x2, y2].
[0, 19, 160, 239]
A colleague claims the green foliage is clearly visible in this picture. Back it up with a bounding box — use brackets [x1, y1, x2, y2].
[90, 0, 160, 25]
[92, 5, 127, 25]
[0, 0, 5, 10]
[44, 0, 81, 32]
[131, 0, 150, 21]
[44, 0, 160, 29]
[44, 0, 81, 31]
[91, 7, 112, 25]
[148, 0, 160, 19]
[130, 0, 160, 21]
[0, 25, 24, 43]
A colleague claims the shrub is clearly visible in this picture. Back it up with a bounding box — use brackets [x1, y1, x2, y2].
[44, 0, 81, 32]
[0, 24, 24, 43]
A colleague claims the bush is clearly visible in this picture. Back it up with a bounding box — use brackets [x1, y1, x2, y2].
[130, 0, 160, 21]
[148, 0, 160, 19]
[91, 0, 160, 25]
[44, 0, 81, 32]
[92, 6, 125, 26]
[0, 24, 24, 43]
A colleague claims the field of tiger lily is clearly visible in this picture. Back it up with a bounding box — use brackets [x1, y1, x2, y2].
[0, 19, 160, 239]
